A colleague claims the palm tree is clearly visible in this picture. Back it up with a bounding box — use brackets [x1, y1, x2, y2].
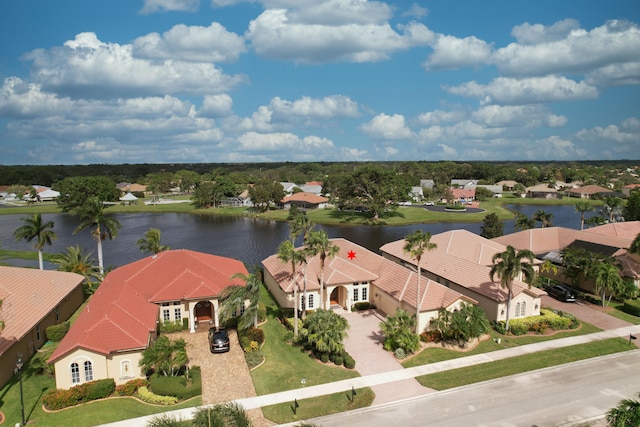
[489, 245, 536, 332]
[304, 309, 349, 355]
[287, 212, 314, 320]
[277, 240, 306, 338]
[306, 230, 340, 310]
[513, 213, 535, 232]
[606, 392, 640, 427]
[403, 230, 437, 331]
[72, 197, 121, 277]
[52, 245, 102, 288]
[533, 210, 554, 228]
[602, 196, 624, 223]
[136, 228, 169, 254]
[587, 259, 623, 307]
[13, 213, 56, 270]
[192, 402, 253, 427]
[574, 201, 593, 230]
[540, 259, 558, 287]
[219, 267, 262, 331]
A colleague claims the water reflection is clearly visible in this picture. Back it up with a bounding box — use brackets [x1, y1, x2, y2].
[0, 204, 590, 269]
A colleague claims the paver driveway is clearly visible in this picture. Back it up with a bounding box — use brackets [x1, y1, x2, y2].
[340, 308, 434, 405]
[172, 329, 275, 427]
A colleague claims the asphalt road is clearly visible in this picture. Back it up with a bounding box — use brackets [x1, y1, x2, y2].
[298, 350, 640, 427]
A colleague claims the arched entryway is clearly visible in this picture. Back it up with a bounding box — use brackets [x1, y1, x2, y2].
[194, 301, 214, 329]
[329, 286, 348, 309]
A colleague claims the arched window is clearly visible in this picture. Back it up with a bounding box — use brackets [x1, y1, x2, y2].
[519, 301, 527, 317]
[71, 363, 80, 384]
[84, 361, 93, 381]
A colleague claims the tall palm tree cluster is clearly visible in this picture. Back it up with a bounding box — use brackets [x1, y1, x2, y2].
[13, 207, 170, 289]
[277, 211, 339, 338]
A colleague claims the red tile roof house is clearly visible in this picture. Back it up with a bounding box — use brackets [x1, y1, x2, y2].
[262, 239, 475, 333]
[279, 192, 329, 210]
[493, 223, 640, 292]
[0, 267, 84, 388]
[380, 230, 546, 324]
[48, 250, 248, 390]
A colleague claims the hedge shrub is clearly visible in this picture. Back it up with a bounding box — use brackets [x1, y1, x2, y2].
[137, 386, 179, 405]
[351, 302, 373, 311]
[115, 378, 148, 396]
[159, 320, 184, 333]
[622, 299, 640, 317]
[43, 379, 116, 410]
[149, 368, 201, 400]
[245, 349, 264, 369]
[494, 309, 579, 336]
[245, 327, 265, 345]
[46, 321, 70, 342]
[343, 355, 356, 369]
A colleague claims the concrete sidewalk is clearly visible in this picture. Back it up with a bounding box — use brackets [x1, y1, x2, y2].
[99, 324, 640, 427]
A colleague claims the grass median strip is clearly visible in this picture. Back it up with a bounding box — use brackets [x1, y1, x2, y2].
[415, 337, 631, 390]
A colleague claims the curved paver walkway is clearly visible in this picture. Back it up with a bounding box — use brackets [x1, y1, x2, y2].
[340, 308, 434, 404]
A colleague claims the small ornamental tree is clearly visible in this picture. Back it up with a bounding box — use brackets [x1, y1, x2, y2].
[380, 309, 420, 354]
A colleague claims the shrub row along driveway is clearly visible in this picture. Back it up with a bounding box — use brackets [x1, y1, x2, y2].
[173, 329, 275, 427]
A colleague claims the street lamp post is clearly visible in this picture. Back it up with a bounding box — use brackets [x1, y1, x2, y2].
[16, 353, 25, 426]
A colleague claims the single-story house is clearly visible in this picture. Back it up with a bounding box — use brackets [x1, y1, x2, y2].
[476, 185, 503, 197]
[262, 239, 476, 333]
[116, 182, 147, 193]
[280, 192, 328, 210]
[409, 186, 424, 201]
[496, 180, 518, 191]
[494, 223, 640, 289]
[0, 267, 84, 388]
[48, 250, 248, 390]
[420, 179, 434, 190]
[622, 184, 640, 197]
[565, 185, 614, 199]
[37, 188, 60, 201]
[451, 179, 478, 189]
[450, 188, 475, 204]
[380, 230, 546, 324]
[525, 184, 562, 199]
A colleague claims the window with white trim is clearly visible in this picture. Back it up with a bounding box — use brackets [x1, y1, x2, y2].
[163, 309, 170, 322]
[71, 363, 80, 384]
[361, 287, 368, 301]
[308, 294, 314, 309]
[519, 301, 526, 317]
[174, 307, 182, 322]
[353, 287, 359, 302]
[84, 361, 93, 381]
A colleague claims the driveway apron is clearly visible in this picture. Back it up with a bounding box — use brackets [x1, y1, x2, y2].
[340, 309, 434, 405]
[172, 329, 274, 427]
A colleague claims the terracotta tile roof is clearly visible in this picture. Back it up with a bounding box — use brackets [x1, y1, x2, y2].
[281, 192, 328, 204]
[565, 185, 613, 195]
[50, 250, 247, 362]
[493, 227, 631, 256]
[262, 238, 472, 312]
[0, 267, 84, 355]
[451, 188, 475, 198]
[380, 230, 545, 303]
[583, 221, 640, 241]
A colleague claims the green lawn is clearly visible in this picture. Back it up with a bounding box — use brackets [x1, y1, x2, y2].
[607, 301, 640, 325]
[0, 362, 202, 427]
[415, 338, 631, 390]
[403, 322, 602, 368]
[253, 285, 374, 423]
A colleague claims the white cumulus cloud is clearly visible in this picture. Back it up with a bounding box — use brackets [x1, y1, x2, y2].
[141, 0, 199, 14]
[133, 22, 246, 63]
[360, 113, 414, 140]
[423, 34, 492, 70]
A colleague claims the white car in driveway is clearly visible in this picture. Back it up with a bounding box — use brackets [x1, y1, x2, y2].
[423, 201, 434, 206]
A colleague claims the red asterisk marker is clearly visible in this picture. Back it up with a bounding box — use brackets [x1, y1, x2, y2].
[347, 250, 356, 260]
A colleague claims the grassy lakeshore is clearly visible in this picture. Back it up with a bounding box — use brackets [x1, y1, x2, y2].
[0, 194, 602, 226]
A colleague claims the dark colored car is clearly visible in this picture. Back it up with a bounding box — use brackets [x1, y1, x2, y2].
[546, 284, 577, 303]
[208, 327, 230, 353]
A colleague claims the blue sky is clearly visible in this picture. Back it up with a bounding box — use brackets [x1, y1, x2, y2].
[1, 0, 639, 165]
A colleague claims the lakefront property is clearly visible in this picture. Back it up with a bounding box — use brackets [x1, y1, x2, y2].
[48, 250, 248, 390]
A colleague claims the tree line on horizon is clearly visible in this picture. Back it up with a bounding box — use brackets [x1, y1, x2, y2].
[1, 159, 638, 190]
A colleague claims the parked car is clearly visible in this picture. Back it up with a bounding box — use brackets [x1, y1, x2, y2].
[546, 284, 577, 303]
[423, 201, 435, 206]
[208, 327, 230, 353]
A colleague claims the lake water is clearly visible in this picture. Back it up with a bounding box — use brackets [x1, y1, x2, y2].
[0, 204, 599, 269]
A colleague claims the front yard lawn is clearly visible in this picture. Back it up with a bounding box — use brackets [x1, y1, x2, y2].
[415, 337, 631, 390]
[252, 285, 374, 422]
